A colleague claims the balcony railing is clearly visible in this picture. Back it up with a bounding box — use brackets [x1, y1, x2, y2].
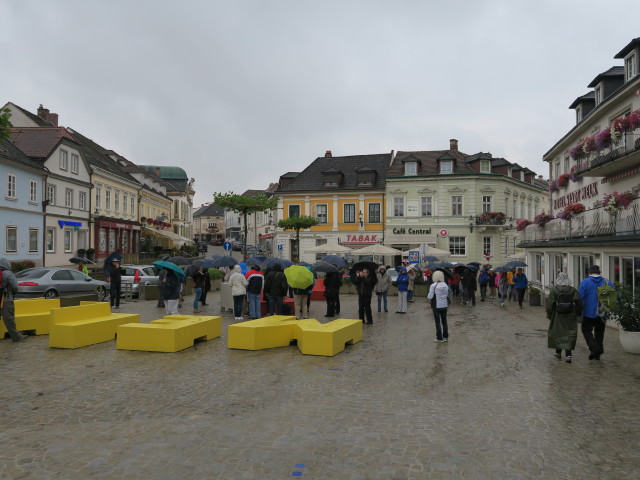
[521, 203, 640, 243]
[575, 130, 640, 177]
[474, 214, 508, 226]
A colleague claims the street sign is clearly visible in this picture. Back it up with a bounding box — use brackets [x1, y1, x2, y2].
[408, 250, 420, 263]
[223, 241, 232, 251]
[277, 244, 283, 251]
[439, 229, 448, 237]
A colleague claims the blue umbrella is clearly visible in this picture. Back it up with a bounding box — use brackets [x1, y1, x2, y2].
[103, 251, 123, 276]
[168, 256, 190, 266]
[211, 256, 239, 268]
[504, 260, 528, 268]
[322, 255, 347, 267]
[494, 266, 509, 273]
[152, 260, 186, 281]
[426, 262, 455, 269]
[423, 255, 440, 262]
[211, 254, 222, 259]
[194, 259, 216, 269]
[263, 257, 293, 269]
[297, 261, 312, 267]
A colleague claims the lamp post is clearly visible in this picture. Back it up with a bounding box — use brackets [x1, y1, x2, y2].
[468, 215, 475, 233]
[359, 210, 364, 228]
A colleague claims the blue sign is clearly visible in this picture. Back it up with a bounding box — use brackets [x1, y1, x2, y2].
[408, 250, 420, 264]
[277, 244, 283, 251]
[223, 241, 232, 251]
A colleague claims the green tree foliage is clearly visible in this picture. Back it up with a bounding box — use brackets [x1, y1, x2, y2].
[0, 108, 13, 142]
[213, 192, 278, 257]
[277, 216, 320, 262]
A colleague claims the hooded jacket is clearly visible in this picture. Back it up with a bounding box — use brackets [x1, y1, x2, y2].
[228, 265, 248, 296]
[264, 265, 288, 297]
[578, 275, 614, 318]
[245, 267, 264, 295]
[396, 270, 409, 292]
[375, 269, 391, 293]
[0, 257, 18, 301]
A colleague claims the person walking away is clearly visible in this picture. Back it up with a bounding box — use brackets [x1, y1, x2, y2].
[478, 268, 490, 302]
[161, 269, 181, 315]
[514, 268, 528, 309]
[228, 264, 248, 321]
[395, 268, 409, 314]
[108, 260, 126, 309]
[375, 266, 391, 313]
[190, 266, 205, 313]
[264, 264, 288, 315]
[488, 270, 497, 298]
[200, 269, 211, 306]
[428, 270, 450, 343]
[156, 267, 166, 308]
[0, 257, 27, 342]
[407, 269, 416, 302]
[507, 268, 517, 302]
[498, 272, 508, 307]
[323, 271, 342, 317]
[461, 269, 477, 306]
[245, 264, 264, 319]
[547, 272, 582, 363]
[354, 268, 377, 324]
[578, 264, 615, 360]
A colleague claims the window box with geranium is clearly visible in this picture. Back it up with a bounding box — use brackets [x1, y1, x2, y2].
[557, 203, 585, 221]
[476, 211, 506, 225]
[516, 219, 532, 231]
[557, 174, 570, 188]
[534, 213, 554, 228]
[602, 191, 640, 215]
[548, 180, 559, 193]
[140, 216, 147, 223]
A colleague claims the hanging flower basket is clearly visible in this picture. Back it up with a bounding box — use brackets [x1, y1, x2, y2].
[569, 165, 580, 183]
[516, 219, 532, 231]
[594, 128, 612, 150]
[140, 216, 147, 223]
[557, 203, 586, 221]
[557, 174, 570, 188]
[548, 180, 559, 193]
[582, 136, 597, 153]
[602, 191, 640, 215]
[534, 213, 554, 228]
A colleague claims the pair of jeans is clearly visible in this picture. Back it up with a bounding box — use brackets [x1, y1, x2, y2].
[582, 316, 606, 356]
[110, 282, 121, 307]
[377, 291, 388, 312]
[507, 284, 516, 301]
[358, 294, 373, 323]
[407, 289, 414, 302]
[233, 295, 245, 318]
[247, 292, 261, 318]
[193, 287, 202, 310]
[479, 283, 487, 301]
[433, 307, 448, 340]
[268, 295, 284, 316]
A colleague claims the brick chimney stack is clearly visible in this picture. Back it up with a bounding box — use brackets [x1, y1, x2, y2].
[324, 150, 332, 157]
[36, 105, 59, 126]
[449, 139, 458, 151]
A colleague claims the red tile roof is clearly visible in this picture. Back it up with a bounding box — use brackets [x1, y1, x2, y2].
[9, 127, 79, 158]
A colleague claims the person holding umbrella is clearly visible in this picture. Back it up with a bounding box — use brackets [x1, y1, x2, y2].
[354, 267, 377, 324]
[190, 266, 206, 313]
[514, 267, 528, 309]
[264, 264, 288, 316]
[323, 270, 342, 317]
[108, 259, 126, 309]
[547, 272, 582, 363]
[161, 268, 181, 315]
[375, 266, 391, 313]
[284, 265, 315, 320]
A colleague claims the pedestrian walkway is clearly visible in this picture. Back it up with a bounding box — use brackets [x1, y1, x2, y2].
[1, 291, 638, 479]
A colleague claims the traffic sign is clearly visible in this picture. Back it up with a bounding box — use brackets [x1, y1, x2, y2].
[223, 241, 232, 251]
[439, 229, 448, 237]
[277, 244, 283, 251]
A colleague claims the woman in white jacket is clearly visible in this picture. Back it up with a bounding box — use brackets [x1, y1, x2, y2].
[228, 265, 248, 320]
[427, 270, 450, 343]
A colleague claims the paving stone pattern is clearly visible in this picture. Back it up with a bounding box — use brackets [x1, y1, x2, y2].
[1, 292, 639, 479]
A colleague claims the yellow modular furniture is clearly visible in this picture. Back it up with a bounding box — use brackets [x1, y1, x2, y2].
[228, 316, 362, 356]
[0, 298, 60, 337]
[116, 315, 222, 352]
[49, 302, 140, 349]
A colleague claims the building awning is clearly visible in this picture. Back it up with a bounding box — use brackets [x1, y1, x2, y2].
[143, 227, 193, 245]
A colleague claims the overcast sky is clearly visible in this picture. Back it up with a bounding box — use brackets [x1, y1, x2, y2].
[3, 1, 639, 206]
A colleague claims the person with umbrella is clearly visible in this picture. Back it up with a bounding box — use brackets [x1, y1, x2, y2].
[199, 268, 212, 307]
[264, 264, 288, 316]
[323, 271, 342, 317]
[428, 270, 450, 343]
[375, 266, 391, 313]
[77, 260, 89, 276]
[488, 269, 497, 299]
[285, 266, 314, 320]
[395, 267, 409, 314]
[228, 265, 248, 321]
[461, 268, 477, 307]
[190, 265, 206, 313]
[407, 267, 417, 303]
[354, 266, 377, 324]
[547, 272, 582, 363]
[478, 266, 490, 302]
[108, 259, 126, 310]
[514, 267, 529, 309]
[161, 268, 181, 315]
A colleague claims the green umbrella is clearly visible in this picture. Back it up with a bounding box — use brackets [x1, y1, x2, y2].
[284, 265, 314, 289]
[152, 260, 186, 281]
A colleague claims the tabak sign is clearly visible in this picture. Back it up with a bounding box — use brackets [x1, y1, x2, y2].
[343, 234, 378, 244]
[553, 181, 599, 210]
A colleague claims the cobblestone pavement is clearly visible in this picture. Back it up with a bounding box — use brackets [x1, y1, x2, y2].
[1, 291, 639, 480]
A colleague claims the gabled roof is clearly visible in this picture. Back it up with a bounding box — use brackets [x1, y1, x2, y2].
[587, 66, 624, 88]
[278, 153, 391, 192]
[569, 91, 595, 109]
[0, 138, 46, 171]
[5, 102, 53, 126]
[280, 171, 300, 178]
[9, 127, 79, 158]
[463, 152, 493, 163]
[194, 203, 225, 217]
[614, 36, 640, 59]
[387, 149, 470, 176]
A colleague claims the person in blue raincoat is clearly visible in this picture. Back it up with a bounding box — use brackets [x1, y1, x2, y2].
[396, 267, 409, 314]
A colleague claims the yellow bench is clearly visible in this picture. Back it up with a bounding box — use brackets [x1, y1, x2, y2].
[49, 302, 140, 349]
[0, 298, 60, 337]
[116, 315, 222, 352]
[228, 316, 362, 356]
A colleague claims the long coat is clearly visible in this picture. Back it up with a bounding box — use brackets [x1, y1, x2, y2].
[546, 285, 583, 350]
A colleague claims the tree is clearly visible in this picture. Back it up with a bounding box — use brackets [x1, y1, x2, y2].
[278, 216, 320, 262]
[0, 108, 13, 142]
[213, 192, 278, 257]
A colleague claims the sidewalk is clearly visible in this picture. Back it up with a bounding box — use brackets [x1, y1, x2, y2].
[1, 291, 639, 479]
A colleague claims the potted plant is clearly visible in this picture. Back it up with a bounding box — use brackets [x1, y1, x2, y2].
[534, 213, 554, 228]
[516, 219, 532, 232]
[85, 247, 95, 261]
[208, 267, 223, 291]
[528, 285, 542, 306]
[557, 174, 570, 188]
[601, 190, 639, 216]
[557, 203, 586, 221]
[612, 285, 640, 354]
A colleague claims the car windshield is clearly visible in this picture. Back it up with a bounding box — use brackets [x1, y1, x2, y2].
[15, 269, 48, 279]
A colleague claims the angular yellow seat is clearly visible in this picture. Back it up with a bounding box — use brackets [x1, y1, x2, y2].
[0, 298, 60, 336]
[116, 315, 222, 352]
[227, 316, 362, 356]
[49, 302, 140, 349]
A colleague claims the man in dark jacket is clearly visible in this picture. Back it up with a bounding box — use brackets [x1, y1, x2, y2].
[108, 260, 126, 309]
[245, 264, 264, 319]
[264, 264, 288, 315]
[353, 268, 377, 324]
[199, 270, 211, 307]
[323, 271, 342, 317]
[0, 257, 27, 342]
[162, 269, 181, 315]
[461, 269, 477, 306]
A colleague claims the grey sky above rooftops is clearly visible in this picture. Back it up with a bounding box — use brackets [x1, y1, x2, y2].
[3, 1, 639, 206]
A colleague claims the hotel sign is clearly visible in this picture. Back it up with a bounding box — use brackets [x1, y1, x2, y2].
[553, 181, 599, 210]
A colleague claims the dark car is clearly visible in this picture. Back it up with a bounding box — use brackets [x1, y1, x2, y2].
[232, 241, 243, 251]
[210, 238, 224, 246]
[197, 241, 208, 254]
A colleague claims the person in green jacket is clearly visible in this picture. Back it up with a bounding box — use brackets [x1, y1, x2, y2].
[546, 272, 583, 363]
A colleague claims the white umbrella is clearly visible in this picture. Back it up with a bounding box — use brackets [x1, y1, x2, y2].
[305, 243, 353, 254]
[351, 244, 404, 255]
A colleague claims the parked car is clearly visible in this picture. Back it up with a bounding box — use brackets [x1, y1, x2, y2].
[15, 267, 110, 301]
[210, 238, 224, 246]
[121, 265, 160, 296]
[197, 241, 208, 254]
[232, 241, 243, 251]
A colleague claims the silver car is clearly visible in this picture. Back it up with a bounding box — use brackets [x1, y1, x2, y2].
[15, 267, 110, 301]
[121, 265, 160, 296]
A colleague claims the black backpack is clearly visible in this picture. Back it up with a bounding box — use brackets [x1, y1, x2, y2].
[556, 291, 575, 314]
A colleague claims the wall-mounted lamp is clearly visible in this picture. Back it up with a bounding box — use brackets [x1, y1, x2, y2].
[68, 209, 73, 216]
[359, 210, 364, 227]
[268, 212, 273, 225]
[468, 215, 475, 233]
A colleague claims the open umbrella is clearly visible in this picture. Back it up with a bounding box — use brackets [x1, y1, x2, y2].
[321, 255, 347, 267]
[349, 261, 379, 283]
[211, 256, 239, 268]
[69, 256, 93, 264]
[426, 262, 455, 269]
[284, 265, 315, 289]
[406, 263, 419, 272]
[423, 255, 439, 262]
[263, 257, 293, 269]
[193, 258, 216, 269]
[152, 260, 186, 281]
[467, 261, 482, 267]
[432, 267, 453, 281]
[167, 256, 190, 266]
[297, 261, 312, 267]
[210, 254, 222, 259]
[351, 244, 404, 255]
[312, 261, 339, 274]
[494, 266, 510, 273]
[504, 260, 528, 268]
[305, 243, 353, 254]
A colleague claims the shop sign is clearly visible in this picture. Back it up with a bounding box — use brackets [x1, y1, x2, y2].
[58, 220, 82, 229]
[553, 181, 599, 210]
[344, 234, 378, 244]
[391, 228, 432, 235]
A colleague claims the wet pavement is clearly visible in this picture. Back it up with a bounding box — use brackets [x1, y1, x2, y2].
[1, 290, 639, 479]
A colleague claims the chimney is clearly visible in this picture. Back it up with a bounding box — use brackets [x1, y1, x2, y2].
[36, 105, 59, 126]
[325, 150, 332, 157]
[449, 139, 458, 151]
[47, 113, 59, 126]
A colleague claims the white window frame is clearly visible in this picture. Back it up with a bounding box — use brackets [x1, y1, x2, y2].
[123, 194, 128, 215]
[105, 188, 112, 210]
[95, 185, 102, 210]
[625, 52, 637, 82]
[449, 236, 466, 256]
[480, 160, 491, 173]
[65, 188, 73, 208]
[64, 229, 73, 253]
[79, 192, 87, 211]
[482, 196, 492, 213]
[71, 153, 79, 174]
[316, 204, 328, 224]
[46, 184, 56, 205]
[594, 84, 603, 105]
[29, 180, 38, 203]
[440, 160, 453, 174]
[368, 203, 381, 223]
[393, 197, 404, 217]
[114, 190, 120, 213]
[576, 105, 583, 123]
[421, 196, 433, 216]
[7, 173, 16, 199]
[6, 226, 18, 253]
[130, 197, 135, 215]
[46, 228, 55, 253]
[483, 236, 492, 256]
[59, 149, 68, 171]
[451, 195, 463, 216]
[343, 204, 356, 223]
[404, 162, 417, 176]
[29, 228, 39, 253]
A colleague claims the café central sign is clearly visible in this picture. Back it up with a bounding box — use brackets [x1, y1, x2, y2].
[392, 227, 432, 235]
[553, 181, 599, 210]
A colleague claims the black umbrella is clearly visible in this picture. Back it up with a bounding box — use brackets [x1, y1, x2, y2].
[312, 261, 339, 273]
[69, 256, 93, 264]
[423, 255, 440, 262]
[465, 263, 480, 273]
[349, 261, 379, 283]
[322, 255, 347, 267]
[211, 254, 222, 259]
[167, 256, 190, 266]
[297, 261, 312, 267]
[494, 266, 509, 273]
[467, 261, 482, 267]
[504, 260, 528, 268]
[103, 251, 123, 276]
[432, 267, 453, 281]
[211, 256, 239, 268]
[426, 262, 455, 269]
[263, 257, 293, 269]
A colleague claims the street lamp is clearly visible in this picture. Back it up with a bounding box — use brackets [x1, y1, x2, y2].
[468, 215, 475, 233]
[359, 210, 364, 227]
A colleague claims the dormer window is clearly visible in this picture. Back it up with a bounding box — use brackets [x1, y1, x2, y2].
[355, 166, 377, 186]
[440, 160, 453, 174]
[625, 52, 638, 81]
[404, 161, 417, 175]
[520, 170, 525, 181]
[594, 85, 603, 105]
[575, 105, 583, 123]
[321, 168, 343, 188]
[480, 160, 491, 173]
[507, 167, 513, 177]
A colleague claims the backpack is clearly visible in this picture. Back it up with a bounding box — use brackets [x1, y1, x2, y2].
[596, 281, 617, 318]
[556, 291, 574, 314]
